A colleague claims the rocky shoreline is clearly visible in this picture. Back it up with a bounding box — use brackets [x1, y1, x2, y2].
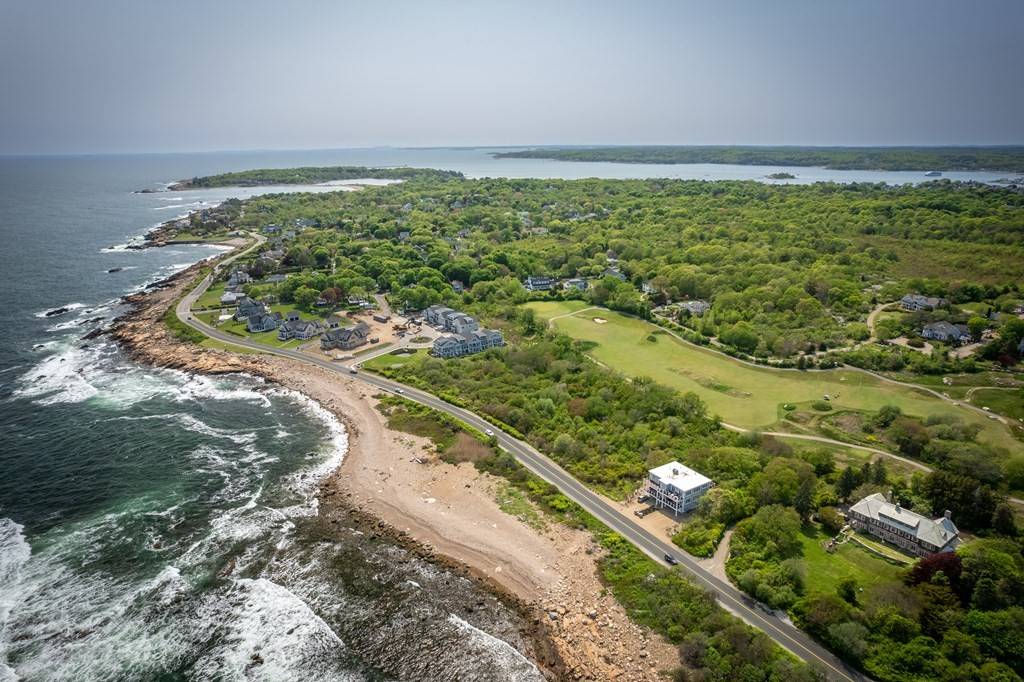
[106, 261, 571, 678]
[106, 251, 681, 681]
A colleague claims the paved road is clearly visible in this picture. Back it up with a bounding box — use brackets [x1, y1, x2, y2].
[175, 247, 865, 681]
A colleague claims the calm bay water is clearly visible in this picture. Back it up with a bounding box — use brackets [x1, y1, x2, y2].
[0, 148, 1008, 681]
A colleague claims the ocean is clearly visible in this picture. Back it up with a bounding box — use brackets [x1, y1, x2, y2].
[0, 148, 1008, 681]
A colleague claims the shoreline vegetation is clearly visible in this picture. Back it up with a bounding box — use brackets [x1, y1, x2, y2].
[163, 165, 463, 191]
[493, 145, 1024, 172]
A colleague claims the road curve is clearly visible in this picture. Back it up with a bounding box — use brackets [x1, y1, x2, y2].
[173, 244, 865, 682]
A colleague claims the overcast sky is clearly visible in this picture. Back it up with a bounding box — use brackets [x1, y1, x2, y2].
[1, 0, 1021, 154]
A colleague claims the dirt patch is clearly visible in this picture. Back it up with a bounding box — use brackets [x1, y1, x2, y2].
[592, 317, 608, 324]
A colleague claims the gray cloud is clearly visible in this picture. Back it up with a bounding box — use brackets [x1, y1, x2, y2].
[1, 0, 1021, 154]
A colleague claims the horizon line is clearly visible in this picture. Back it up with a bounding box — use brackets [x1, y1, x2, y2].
[4, 142, 1024, 159]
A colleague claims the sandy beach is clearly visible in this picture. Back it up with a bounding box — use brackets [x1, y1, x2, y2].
[109, 257, 681, 681]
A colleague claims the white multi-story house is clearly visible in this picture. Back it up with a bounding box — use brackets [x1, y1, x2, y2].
[848, 493, 961, 557]
[644, 462, 714, 515]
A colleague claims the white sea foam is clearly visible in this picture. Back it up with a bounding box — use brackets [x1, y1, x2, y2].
[34, 302, 85, 318]
[446, 614, 542, 681]
[12, 344, 101, 405]
[0, 519, 31, 679]
[190, 578, 357, 682]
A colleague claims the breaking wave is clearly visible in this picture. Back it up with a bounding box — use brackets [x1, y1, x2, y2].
[34, 303, 85, 318]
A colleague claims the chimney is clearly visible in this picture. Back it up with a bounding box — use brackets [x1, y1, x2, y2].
[944, 510, 952, 520]
[672, 468, 679, 476]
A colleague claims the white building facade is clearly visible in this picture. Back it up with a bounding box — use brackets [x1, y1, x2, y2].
[645, 461, 714, 515]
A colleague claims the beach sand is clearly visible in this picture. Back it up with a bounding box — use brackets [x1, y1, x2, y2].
[110, 259, 681, 681]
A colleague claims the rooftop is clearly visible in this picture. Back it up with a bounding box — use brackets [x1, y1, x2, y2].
[649, 461, 712, 492]
[849, 493, 960, 551]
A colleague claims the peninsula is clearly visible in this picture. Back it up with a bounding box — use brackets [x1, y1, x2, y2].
[494, 145, 1024, 172]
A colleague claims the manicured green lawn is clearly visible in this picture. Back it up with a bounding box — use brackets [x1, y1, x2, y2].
[527, 301, 1021, 454]
[971, 388, 1024, 422]
[798, 526, 906, 597]
[363, 348, 426, 372]
[193, 282, 228, 310]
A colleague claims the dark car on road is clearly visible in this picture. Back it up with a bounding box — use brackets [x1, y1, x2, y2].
[664, 553, 678, 566]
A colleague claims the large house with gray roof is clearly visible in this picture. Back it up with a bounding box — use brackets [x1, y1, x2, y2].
[847, 492, 961, 557]
[321, 321, 370, 351]
[247, 311, 282, 333]
[431, 329, 504, 358]
[901, 293, 949, 312]
[277, 311, 323, 341]
[424, 305, 503, 358]
[921, 321, 971, 345]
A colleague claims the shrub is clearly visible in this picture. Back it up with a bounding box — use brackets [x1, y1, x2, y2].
[812, 400, 833, 412]
[673, 519, 725, 557]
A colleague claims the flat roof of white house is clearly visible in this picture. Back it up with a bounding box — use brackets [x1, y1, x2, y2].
[649, 461, 712, 492]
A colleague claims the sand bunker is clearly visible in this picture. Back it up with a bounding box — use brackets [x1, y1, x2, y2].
[592, 317, 608, 324]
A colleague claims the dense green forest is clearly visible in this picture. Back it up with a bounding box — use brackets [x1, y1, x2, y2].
[224, 175, 1024, 361]
[495, 146, 1024, 172]
[169, 165, 463, 189]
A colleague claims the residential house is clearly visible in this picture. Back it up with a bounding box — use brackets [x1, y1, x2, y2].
[848, 493, 961, 557]
[227, 270, 251, 288]
[602, 267, 627, 282]
[450, 280, 465, 293]
[901, 294, 949, 311]
[246, 311, 282, 333]
[644, 462, 714, 515]
[431, 329, 504, 358]
[641, 280, 658, 295]
[321, 321, 370, 351]
[563, 278, 589, 291]
[424, 305, 457, 328]
[921, 321, 971, 345]
[220, 291, 244, 306]
[448, 313, 479, 335]
[277, 311, 323, 341]
[265, 274, 288, 284]
[234, 297, 265, 321]
[523, 275, 555, 291]
[679, 300, 711, 317]
[397, 230, 411, 241]
[326, 313, 348, 329]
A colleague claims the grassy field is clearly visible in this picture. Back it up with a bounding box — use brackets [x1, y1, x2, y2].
[528, 301, 1021, 453]
[971, 388, 1024, 422]
[798, 527, 906, 597]
[362, 348, 427, 372]
[192, 282, 229, 310]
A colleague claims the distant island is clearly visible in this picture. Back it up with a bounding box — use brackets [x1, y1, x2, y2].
[166, 166, 463, 190]
[766, 172, 796, 179]
[494, 145, 1024, 172]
